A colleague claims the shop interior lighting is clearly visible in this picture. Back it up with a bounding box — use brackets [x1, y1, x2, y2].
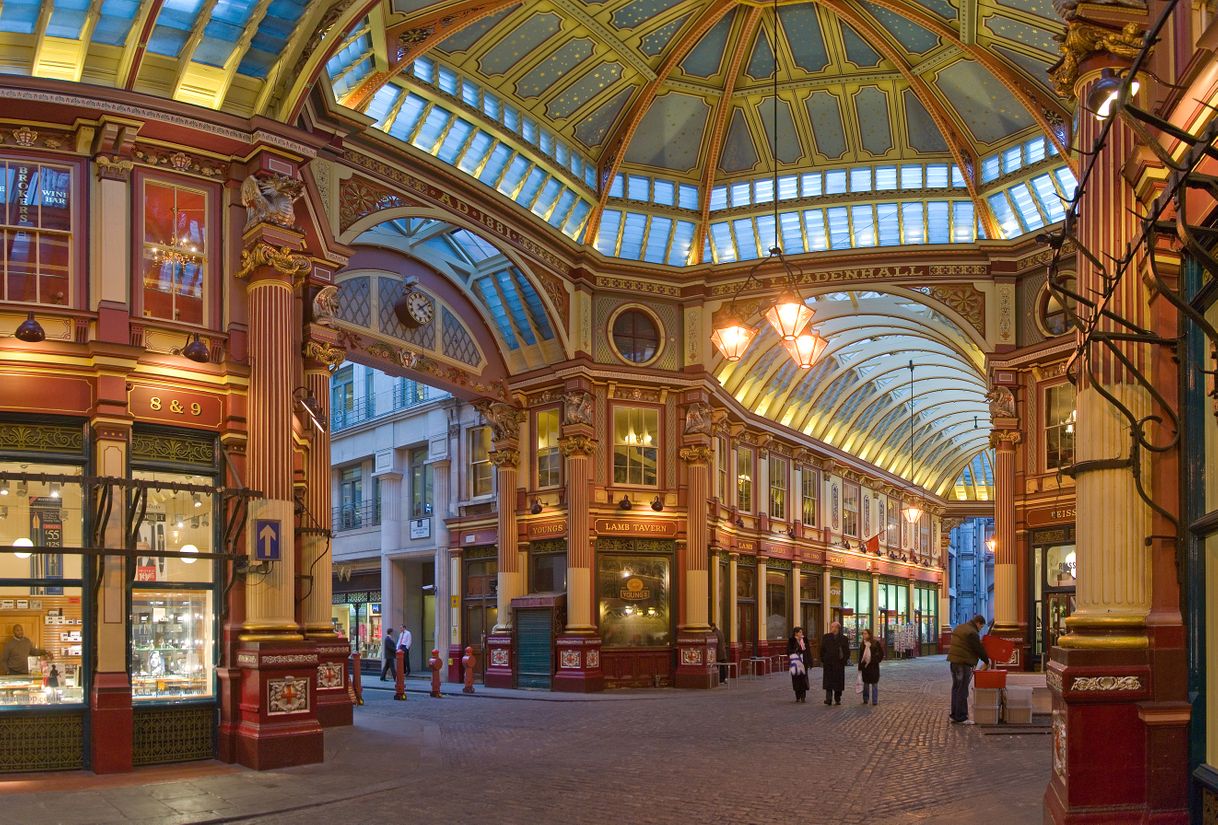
[49, 482, 61, 499]
[12, 537, 32, 559]
[0, 480, 8, 496]
[193, 493, 203, 509]
[16, 481, 27, 497]
[180, 544, 199, 564]
[986, 537, 997, 555]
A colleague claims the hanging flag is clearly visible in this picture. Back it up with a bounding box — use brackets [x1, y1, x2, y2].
[864, 529, 881, 555]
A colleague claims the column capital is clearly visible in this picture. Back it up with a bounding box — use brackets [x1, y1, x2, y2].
[302, 340, 346, 372]
[679, 445, 713, 465]
[558, 434, 597, 456]
[474, 399, 525, 443]
[1049, 12, 1146, 100]
[990, 429, 1022, 449]
[489, 447, 520, 469]
[237, 240, 311, 285]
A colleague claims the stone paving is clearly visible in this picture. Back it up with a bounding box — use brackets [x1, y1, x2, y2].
[0, 656, 1048, 825]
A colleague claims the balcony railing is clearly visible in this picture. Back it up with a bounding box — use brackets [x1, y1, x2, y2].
[331, 381, 446, 433]
[333, 501, 381, 531]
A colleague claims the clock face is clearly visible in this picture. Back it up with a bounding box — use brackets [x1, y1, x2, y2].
[396, 289, 434, 328]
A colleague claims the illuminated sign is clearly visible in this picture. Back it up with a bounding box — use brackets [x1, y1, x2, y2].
[594, 519, 677, 538]
[619, 577, 651, 601]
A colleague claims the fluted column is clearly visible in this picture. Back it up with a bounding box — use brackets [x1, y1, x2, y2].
[679, 445, 713, 631]
[490, 446, 521, 630]
[791, 562, 802, 632]
[756, 556, 768, 654]
[991, 428, 1021, 633]
[240, 239, 311, 640]
[301, 341, 343, 638]
[728, 552, 739, 646]
[560, 432, 596, 631]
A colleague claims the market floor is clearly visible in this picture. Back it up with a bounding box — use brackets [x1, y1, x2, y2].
[0, 656, 1048, 825]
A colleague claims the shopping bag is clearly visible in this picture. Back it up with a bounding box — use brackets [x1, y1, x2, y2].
[854, 672, 863, 694]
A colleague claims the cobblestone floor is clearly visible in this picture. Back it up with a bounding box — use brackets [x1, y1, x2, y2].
[0, 656, 1048, 825]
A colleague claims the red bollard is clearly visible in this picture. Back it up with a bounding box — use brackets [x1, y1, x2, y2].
[428, 649, 443, 698]
[350, 652, 364, 706]
[461, 646, 476, 694]
[394, 649, 407, 701]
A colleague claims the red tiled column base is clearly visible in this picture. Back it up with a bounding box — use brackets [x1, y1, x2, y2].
[90, 672, 132, 774]
[313, 640, 354, 728]
[484, 633, 514, 689]
[234, 641, 324, 771]
[552, 635, 604, 692]
[674, 633, 717, 689]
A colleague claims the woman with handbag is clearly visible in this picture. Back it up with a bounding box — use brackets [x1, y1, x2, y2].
[857, 627, 885, 706]
[787, 626, 812, 703]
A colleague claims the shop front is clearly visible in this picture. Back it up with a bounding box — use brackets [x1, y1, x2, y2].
[1030, 525, 1076, 666]
[762, 560, 791, 658]
[877, 577, 912, 658]
[914, 583, 939, 655]
[461, 546, 498, 683]
[831, 570, 871, 657]
[597, 537, 674, 687]
[331, 571, 382, 674]
[799, 567, 823, 649]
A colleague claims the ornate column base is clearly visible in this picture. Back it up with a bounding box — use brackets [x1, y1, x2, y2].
[1044, 641, 1188, 825]
[553, 635, 604, 692]
[989, 623, 1029, 671]
[484, 631, 514, 689]
[313, 638, 354, 728]
[90, 672, 132, 773]
[674, 632, 717, 689]
[234, 641, 324, 770]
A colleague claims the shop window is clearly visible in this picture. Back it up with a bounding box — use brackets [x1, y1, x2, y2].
[919, 516, 931, 559]
[530, 544, 566, 593]
[0, 463, 85, 706]
[768, 456, 787, 521]
[141, 180, 207, 325]
[338, 466, 363, 529]
[469, 426, 493, 498]
[535, 408, 560, 489]
[332, 366, 355, 423]
[598, 551, 671, 647]
[410, 447, 432, 519]
[1045, 383, 1076, 472]
[331, 598, 382, 661]
[842, 483, 860, 538]
[0, 159, 72, 306]
[463, 554, 498, 652]
[610, 308, 661, 364]
[832, 575, 871, 649]
[736, 446, 753, 512]
[800, 468, 818, 526]
[765, 570, 788, 640]
[612, 407, 658, 487]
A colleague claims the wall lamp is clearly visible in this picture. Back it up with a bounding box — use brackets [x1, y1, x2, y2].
[530, 499, 543, 515]
[650, 496, 664, 512]
[293, 387, 327, 434]
[619, 495, 632, 510]
[14, 312, 45, 343]
[181, 333, 210, 364]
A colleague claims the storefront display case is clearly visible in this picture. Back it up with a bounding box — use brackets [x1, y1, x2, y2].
[131, 590, 212, 700]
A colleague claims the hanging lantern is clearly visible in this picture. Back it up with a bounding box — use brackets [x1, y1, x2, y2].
[903, 502, 923, 524]
[764, 289, 814, 341]
[782, 329, 828, 369]
[710, 307, 758, 362]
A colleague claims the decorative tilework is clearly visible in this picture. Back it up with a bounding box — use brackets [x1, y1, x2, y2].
[0, 711, 84, 772]
[441, 307, 482, 366]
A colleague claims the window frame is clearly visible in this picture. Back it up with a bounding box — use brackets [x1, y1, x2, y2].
[1043, 381, 1077, 473]
[842, 481, 860, 538]
[534, 407, 561, 490]
[468, 426, 494, 499]
[800, 467, 819, 527]
[410, 446, 433, 520]
[768, 455, 788, 521]
[0, 153, 82, 309]
[607, 304, 665, 367]
[736, 445, 754, 513]
[610, 404, 660, 488]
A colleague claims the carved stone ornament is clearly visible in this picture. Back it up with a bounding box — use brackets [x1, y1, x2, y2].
[12, 126, 37, 147]
[562, 391, 594, 426]
[1070, 675, 1142, 692]
[95, 154, 134, 181]
[488, 447, 520, 469]
[558, 434, 597, 457]
[312, 285, 340, 326]
[986, 385, 1017, 419]
[236, 241, 311, 283]
[683, 402, 713, 436]
[678, 445, 713, 465]
[989, 430, 1022, 450]
[241, 173, 305, 230]
[473, 399, 525, 442]
[303, 340, 346, 372]
[1050, 19, 1145, 99]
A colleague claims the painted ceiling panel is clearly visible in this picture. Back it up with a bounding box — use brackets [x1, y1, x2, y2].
[902, 88, 948, 153]
[854, 86, 894, 156]
[839, 22, 883, 69]
[758, 97, 803, 165]
[806, 91, 848, 159]
[642, 13, 691, 56]
[747, 29, 775, 81]
[778, 5, 829, 73]
[934, 61, 1033, 145]
[719, 106, 761, 174]
[858, 2, 940, 55]
[611, 0, 686, 29]
[437, 7, 518, 53]
[478, 13, 563, 76]
[574, 86, 635, 147]
[548, 62, 624, 119]
[514, 38, 594, 99]
[919, 0, 958, 20]
[624, 92, 711, 172]
[993, 45, 1054, 85]
[983, 14, 1059, 55]
[993, 0, 1057, 20]
[681, 12, 735, 78]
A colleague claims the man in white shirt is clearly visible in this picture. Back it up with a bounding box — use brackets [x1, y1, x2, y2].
[396, 627, 413, 677]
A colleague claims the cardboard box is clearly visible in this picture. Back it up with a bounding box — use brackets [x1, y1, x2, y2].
[975, 705, 1002, 725]
[975, 687, 1003, 707]
[1005, 705, 1033, 725]
[1005, 686, 1033, 707]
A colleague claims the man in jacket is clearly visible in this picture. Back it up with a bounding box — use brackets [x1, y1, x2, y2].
[819, 621, 851, 705]
[947, 614, 991, 723]
[380, 627, 397, 681]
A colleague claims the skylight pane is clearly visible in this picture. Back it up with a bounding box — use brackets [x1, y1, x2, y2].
[987, 193, 1020, 239]
[875, 166, 897, 191]
[1031, 175, 1066, 222]
[539, 130, 554, 157]
[563, 200, 592, 238]
[365, 85, 401, 125]
[478, 144, 512, 185]
[627, 175, 649, 201]
[780, 212, 804, 254]
[679, 184, 699, 210]
[497, 155, 531, 196]
[926, 164, 949, 188]
[1008, 183, 1044, 230]
[850, 168, 872, 193]
[531, 178, 563, 217]
[412, 56, 434, 84]
[951, 166, 965, 188]
[804, 210, 827, 251]
[482, 92, 500, 120]
[710, 222, 735, 262]
[595, 210, 623, 255]
[980, 155, 1000, 183]
[902, 202, 924, 244]
[609, 174, 624, 198]
[755, 178, 775, 204]
[709, 186, 728, 211]
[668, 220, 695, 266]
[1054, 166, 1078, 202]
[900, 164, 923, 190]
[778, 175, 799, 200]
[619, 212, 648, 259]
[733, 218, 758, 260]
[460, 79, 479, 108]
[410, 107, 449, 152]
[825, 170, 848, 195]
[852, 204, 876, 247]
[730, 182, 751, 207]
[827, 206, 850, 249]
[876, 203, 900, 246]
[1025, 137, 1046, 164]
[643, 216, 673, 263]
[801, 173, 822, 197]
[516, 167, 548, 206]
[457, 131, 494, 174]
[1001, 146, 1022, 174]
[927, 202, 950, 243]
[654, 179, 675, 206]
[952, 202, 975, 242]
[436, 119, 474, 164]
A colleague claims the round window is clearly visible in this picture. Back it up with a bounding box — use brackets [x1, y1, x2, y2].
[611, 308, 661, 364]
[1037, 275, 1076, 337]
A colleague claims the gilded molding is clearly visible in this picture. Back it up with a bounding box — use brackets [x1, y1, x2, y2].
[558, 434, 597, 457]
[1070, 675, 1142, 692]
[473, 399, 525, 441]
[679, 445, 713, 465]
[95, 154, 134, 181]
[1050, 21, 1145, 99]
[236, 242, 311, 283]
[303, 340, 346, 372]
[1046, 669, 1063, 693]
[488, 447, 520, 469]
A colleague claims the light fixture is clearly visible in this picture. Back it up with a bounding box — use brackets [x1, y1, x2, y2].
[12, 537, 32, 559]
[782, 330, 829, 370]
[902, 360, 924, 526]
[16, 481, 27, 497]
[619, 495, 632, 510]
[180, 544, 199, 564]
[1088, 68, 1139, 120]
[0, 506, 6, 519]
[14, 312, 45, 343]
[1065, 409, 1076, 435]
[150, 210, 202, 269]
[0, 480, 8, 496]
[709, 309, 758, 362]
[192, 493, 203, 509]
[650, 495, 664, 512]
[985, 537, 997, 555]
[530, 499, 543, 515]
[176, 516, 185, 529]
[49, 482, 60, 499]
[293, 387, 327, 434]
[181, 334, 210, 364]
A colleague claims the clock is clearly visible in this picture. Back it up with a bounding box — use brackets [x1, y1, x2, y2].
[394, 289, 433, 328]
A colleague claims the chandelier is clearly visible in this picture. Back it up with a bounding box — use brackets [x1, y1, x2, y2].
[150, 211, 202, 269]
[710, 0, 826, 368]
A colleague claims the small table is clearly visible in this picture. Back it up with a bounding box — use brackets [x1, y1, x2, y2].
[769, 654, 787, 675]
[742, 657, 770, 679]
[711, 661, 738, 686]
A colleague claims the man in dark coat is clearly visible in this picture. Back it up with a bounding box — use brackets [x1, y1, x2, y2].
[819, 621, 851, 705]
[380, 627, 397, 681]
[947, 614, 992, 723]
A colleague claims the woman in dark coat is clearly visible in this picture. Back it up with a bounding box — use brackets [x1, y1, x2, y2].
[787, 626, 813, 703]
[819, 621, 851, 705]
[857, 628, 885, 706]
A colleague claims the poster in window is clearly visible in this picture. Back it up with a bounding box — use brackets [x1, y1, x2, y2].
[30, 497, 64, 595]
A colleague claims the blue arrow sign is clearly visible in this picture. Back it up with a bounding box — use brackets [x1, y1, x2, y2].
[254, 519, 280, 561]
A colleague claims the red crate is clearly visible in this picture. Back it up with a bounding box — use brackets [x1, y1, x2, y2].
[973, 668, 1007, 689]
[983, 634, 1015, 663]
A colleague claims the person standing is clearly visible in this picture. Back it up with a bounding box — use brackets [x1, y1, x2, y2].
[819, 621, 851, 705]
[787, 626, 813, 703]
[857, 628, 884, 706]
[710, 621, 727, 684]
[947, 614, 991, 723]
[397, 626, 413, 677]
[380, 627, 397, 681]
[1, 625, 46, 675]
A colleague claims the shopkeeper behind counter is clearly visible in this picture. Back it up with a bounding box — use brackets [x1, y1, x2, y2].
[2, 625, 47, 675]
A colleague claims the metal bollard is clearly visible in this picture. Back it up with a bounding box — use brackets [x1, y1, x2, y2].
[428, 649, 443, 698]
[394, 649, 407, 701]
[350, 652, 364, 706]
[461, 646, 476, 694]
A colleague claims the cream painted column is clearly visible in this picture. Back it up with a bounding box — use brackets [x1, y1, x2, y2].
[301, 342, 343, 638]
[491, 447, 521, 630]
[823, 566, 833, 635]
[560, 432, 597, 632]
[728, 552, 739, 645]
[870, 572, 880, 637]
[791, 562, 802, 632]
[448, 549, 462, 648]
[679, 444, 713, 631]
[990, 428, 1021, 632]
[432, 460, 452, 658]
[94, 428, 129, 674]
[239, 239, 310, 640]
[756, 557, 768, 650]
[710, 555, 722, 628]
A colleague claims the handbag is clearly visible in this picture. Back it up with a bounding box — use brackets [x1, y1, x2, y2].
[855, 671, 864, 694]
[789, 653, 806, 676]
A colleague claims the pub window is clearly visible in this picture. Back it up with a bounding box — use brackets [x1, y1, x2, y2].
[410, 447, 432, 519]
[142, 179, 207, 325]
[612, 406, 658, 487]
[842, 482, 860, 538]
[801, 468, 818, 526]
[736, 446, 753, 512]
[1045, 383, 1076, 472]
[768, 456, 788, 521]
[765, 570, 789, 640]
[535, 408, 560, 489]
[0, 159, 72, 306]
[598, 550, 672, 648]
[469, 426, 493, 498]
